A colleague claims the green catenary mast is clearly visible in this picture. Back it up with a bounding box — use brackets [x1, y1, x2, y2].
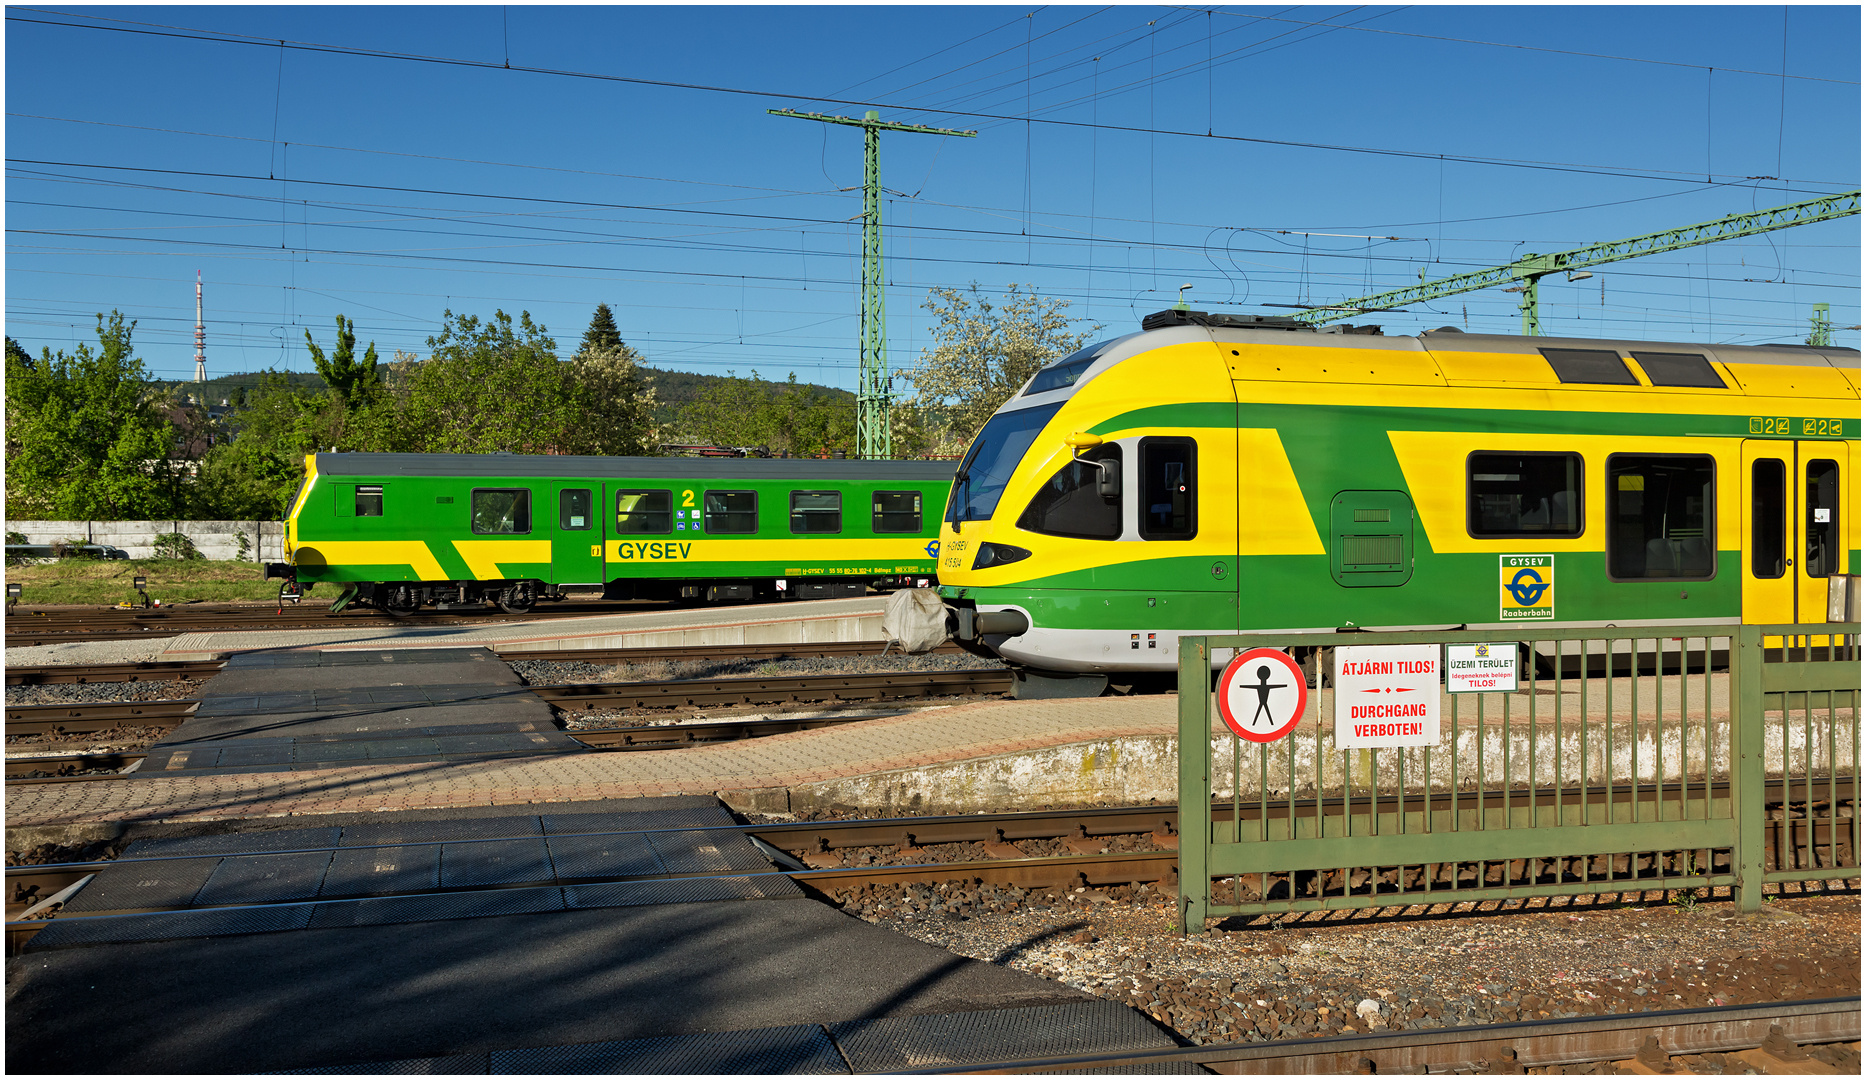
[1291, 188, 1860, 336]
[770, 109, 975, 458]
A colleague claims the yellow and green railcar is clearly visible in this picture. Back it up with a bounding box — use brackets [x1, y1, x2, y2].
[938, 309, 1859, 694]
[273, 453, 953, 614]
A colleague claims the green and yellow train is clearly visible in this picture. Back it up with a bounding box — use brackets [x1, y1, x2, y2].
[271, 453, 953, 613]
[938, 309, 1860, 694]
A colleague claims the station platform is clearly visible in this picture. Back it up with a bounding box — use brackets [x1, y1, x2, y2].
[154, 595, 891, 662]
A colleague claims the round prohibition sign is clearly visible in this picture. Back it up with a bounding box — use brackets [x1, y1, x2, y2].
[1216, 648, 1309, 743]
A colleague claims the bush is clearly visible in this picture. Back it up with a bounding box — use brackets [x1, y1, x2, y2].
[151, 531, 204, 560]
[50, 537, 98, 559]
[235, 532, 252, 562]
[6, 531, 27, 546]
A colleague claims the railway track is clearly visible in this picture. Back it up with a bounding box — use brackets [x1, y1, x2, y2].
[912, 998, 1861, 1073]
[5, 698, 196, 736]
[532, 667, 1009, 710]
[2, 598, 665, 644]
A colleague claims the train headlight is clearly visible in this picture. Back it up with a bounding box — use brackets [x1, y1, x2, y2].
[972, 542, 1032, 570]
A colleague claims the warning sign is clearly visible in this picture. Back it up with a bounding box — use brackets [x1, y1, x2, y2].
[1334, 643, 1440, 749]
[1216, 648, 1308, 743]
[1445, 643, 1519, 694]
[1499, 554, 1555, 620]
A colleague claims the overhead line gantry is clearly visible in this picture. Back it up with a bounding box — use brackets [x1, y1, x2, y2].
[771, 109, 976, 459]
[1290, 189, 1861, 336]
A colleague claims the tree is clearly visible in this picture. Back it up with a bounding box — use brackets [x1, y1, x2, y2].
[6, 336, 33, 372]
[571, 342, 659, 456]
[400, 309, 580, 454]
[678, 371, 854, 457]
[900, 284, 1098, 454]
[579, 302, 623, 355]
[304, 315, 382, 404]
[3, 312, 182, 519]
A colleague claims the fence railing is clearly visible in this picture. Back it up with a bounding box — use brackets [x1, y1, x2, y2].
[1176, 623, 1859, 933]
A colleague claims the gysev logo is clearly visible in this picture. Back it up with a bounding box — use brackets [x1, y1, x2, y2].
[615, 541, 692, 561]
[1499, 554, 1554, 620]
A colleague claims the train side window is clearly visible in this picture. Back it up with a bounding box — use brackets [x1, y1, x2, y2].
[705, 490, 758, 533]
[1467, 452, 1582, 538]
[471, 489, 531, 535]
[559, 489, 592, 530]
[355, 486, 383, 517]
[1807, 459, 1840, 578]
[615, 490, 671, 534]
[1606, 455, 1714, 580]
[1540, 348, 1637, 385]
[1139, 437, 1197, 540]
[1018, 445, 1123, 540]
[1630, 351, 1726, 389]
[873, 491, 922, 533]
[790, 491, 841, 534]
[1750, 460, 1786, 579]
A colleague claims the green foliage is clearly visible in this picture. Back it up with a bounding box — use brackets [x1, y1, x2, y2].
[5, 336, 33, 372]
[401, 309, 582, 454]
[572, 341, 660, 456]
[580, 303, 623, 355]
[676, 371, 855, 457]
[901, 284, 1098, 454]
[304, 315, 382, 404]
[151, 531, 204, 560]
[3, 312, 185, 520]
[6, 531, 26, 546]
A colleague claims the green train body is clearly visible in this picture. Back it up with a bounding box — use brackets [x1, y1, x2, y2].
[937, 312, 1860, 688]
[275, 453, 953, 613]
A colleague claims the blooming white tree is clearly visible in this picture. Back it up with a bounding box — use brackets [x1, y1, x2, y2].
[900, 284, 1098, 455]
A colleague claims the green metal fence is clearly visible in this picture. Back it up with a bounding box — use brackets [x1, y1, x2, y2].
[1176, 623, 1859, 933]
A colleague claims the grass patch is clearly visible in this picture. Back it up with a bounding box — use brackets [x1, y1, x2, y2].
[4, 558, 285, 606]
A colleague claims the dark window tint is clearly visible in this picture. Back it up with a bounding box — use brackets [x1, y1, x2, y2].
[1139, 437, 1197, 540]
[1807, 459, 1840, 578]
[790, 491, 841, 534]
[1541, 348, 1637, 385]
[949, 403, 1063, 523]
[1750, 460, 1786, 579]
[616, 490, 671, 534]
[472, 489, 531, 535]
[355, 485, 383, 517]
[1024, 339, 1120, 396]
[559, 489, 592, 530]
[1018, 445, 1122, 540]
[1467, 453, 1582, 537]
[873, 491, 922, 533]
[705, 490, 758, 533]
[1606, 456, 1714, 579]
[1631, 351, 1725, 389]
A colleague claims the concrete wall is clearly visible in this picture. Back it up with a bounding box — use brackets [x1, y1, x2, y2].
[5, 520, 284, 562]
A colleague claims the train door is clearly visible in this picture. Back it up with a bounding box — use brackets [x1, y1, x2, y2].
[550, 483, 605, 586]
[1740, 440, 1850, 624]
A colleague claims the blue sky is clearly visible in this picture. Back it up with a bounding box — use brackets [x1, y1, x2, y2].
[6, 5, 1859, 390]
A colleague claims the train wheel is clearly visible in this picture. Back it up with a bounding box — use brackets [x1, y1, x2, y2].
[498, 582, 535, 615]
[382, 585, 420, 618]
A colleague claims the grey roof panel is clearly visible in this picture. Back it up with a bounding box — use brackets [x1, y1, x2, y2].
[315, 453, 957, 481]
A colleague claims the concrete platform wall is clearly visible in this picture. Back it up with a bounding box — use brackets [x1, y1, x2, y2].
[7, 520, 283, 561]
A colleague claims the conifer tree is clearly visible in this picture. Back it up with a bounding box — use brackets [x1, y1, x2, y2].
[580, 303, 623, 356]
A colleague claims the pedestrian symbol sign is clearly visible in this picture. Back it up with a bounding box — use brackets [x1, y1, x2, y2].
[1499, 554, 1554, 620]
[1216, 648, 1308, 743]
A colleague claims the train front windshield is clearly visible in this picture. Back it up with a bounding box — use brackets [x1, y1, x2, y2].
[947, 403, 1062, 525]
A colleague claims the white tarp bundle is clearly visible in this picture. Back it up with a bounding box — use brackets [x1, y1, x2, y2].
[883, 588, 951, 654]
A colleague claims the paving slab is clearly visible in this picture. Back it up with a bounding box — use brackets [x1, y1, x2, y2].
[5, 885, 1095, 1073]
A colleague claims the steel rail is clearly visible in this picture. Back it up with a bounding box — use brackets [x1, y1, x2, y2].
[530, 668, 1011, 709]
[5, 660, 226, 685]
[6, 753, 145, 782]
[911, 997, 1862, 1074]
[570, 714, 885, 749]
[5, 699, 196, 735]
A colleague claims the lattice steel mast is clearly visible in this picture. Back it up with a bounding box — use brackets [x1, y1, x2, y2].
[1289, 189, 1860, 335]
[770, 109, 975, 458]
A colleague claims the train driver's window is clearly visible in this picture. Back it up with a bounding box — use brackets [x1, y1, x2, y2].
[873, 491, 922, 533]
[1467, 452, 1582, 538]
[790, 491, 841, 534]
[559, 489, 592, 530]
[471, 489, 531, 535]
[705, 490, 758, 533]
[1018, 445, 1123, 539]
[1807, 459, 1840, 578]
[1606, 455, 1714, 580]
[615, 490, 671, 534]
[355, 485, 384, 517]
[1139, 437, 1197, 540]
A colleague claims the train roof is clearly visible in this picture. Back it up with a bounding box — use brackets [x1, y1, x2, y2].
[313, 453, 956, 482]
